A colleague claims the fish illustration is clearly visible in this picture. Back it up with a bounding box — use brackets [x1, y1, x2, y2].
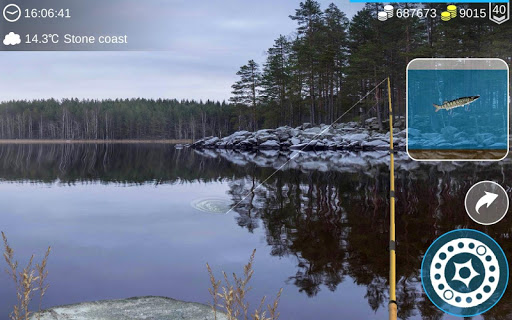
[433, 95, 480, 112]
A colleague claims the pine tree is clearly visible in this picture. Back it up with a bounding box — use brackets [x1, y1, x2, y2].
[230, 60, 262, 130]
[261, 35, 292, 127]
[290, 0, 324, 124]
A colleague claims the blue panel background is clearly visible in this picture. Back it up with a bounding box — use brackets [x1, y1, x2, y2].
[408, 69, 508, 150]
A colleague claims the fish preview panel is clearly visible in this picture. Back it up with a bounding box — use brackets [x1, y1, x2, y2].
[407, 58, 509, 161]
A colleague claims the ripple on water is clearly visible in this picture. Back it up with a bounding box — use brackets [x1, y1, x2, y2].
[191, 198, 231, 214]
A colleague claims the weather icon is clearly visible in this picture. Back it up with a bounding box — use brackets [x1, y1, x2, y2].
[3, 31, 21, 46]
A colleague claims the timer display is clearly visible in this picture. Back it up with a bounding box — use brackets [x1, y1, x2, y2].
[24, 8, 71, 19]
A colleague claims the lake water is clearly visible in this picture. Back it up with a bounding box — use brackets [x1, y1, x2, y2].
[1, 144, 511, 320]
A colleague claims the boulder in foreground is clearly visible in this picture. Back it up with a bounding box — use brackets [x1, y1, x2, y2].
[30, 296, 227, 320]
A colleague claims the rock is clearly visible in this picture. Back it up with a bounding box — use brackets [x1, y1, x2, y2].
[290, 137, 301, 145]
[232, 130, 250, 137]
[239, 139, 255, 150]
[280, 141, 291, 149]
[256, 134, 278, 144]
[301, 127, 334, 139]
[336, 141, 349, 150]
[274, 126, 293, 141]
[299, 123, 312, 130]
[239, 137, 257, 149]
[362, 139, 389, 151]
[395, 129, 407, 139]
[372, 133, 388, 142]
[204, 137, 220, 148]
[348, 140, 363, 150]
[339, 133, 369, 142]
[30, 296, 227, 320]
[325, 141, 337, 150]
[259, 140, 280, 150]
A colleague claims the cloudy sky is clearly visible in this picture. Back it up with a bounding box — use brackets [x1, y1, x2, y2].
[0, 0, 364, 102]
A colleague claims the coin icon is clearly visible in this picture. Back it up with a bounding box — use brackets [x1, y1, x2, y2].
[465, 181, 508, 225]
[422, 229, 508, 317]
[447, 5, 457, 18]
[378, 11, 388, 21]
[384, 5, 394, 18]
[441, 11, 451, 21]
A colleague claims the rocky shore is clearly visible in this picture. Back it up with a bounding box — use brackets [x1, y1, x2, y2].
[190, 118, 406, 152]
[30, 296, 226, 320]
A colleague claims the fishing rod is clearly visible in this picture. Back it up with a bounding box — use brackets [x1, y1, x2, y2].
[387, 77, 397, 320]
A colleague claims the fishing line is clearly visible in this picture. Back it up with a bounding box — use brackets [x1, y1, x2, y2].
[226, 78, 389, 214]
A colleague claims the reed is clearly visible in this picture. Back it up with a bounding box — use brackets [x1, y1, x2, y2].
[2, 232, 51, 320]
[207, 249, 283, 320]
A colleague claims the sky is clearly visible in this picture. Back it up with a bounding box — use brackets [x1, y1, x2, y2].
[0, 0, 364, 102]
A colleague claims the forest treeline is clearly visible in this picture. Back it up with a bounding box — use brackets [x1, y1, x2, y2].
[0, 1, 511, 140]
[0, 99, 233, 140]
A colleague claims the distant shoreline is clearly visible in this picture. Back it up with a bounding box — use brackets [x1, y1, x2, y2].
[0, 139, 193, 144]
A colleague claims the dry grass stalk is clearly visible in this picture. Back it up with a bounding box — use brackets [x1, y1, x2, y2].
[207, 249, 283, 320]
[35, 247, 51, 320]
[207, 263, 221, 320]
[2, 232, 51, 320]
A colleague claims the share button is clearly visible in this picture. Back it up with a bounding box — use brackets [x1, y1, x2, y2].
[465, 181, 509, 225]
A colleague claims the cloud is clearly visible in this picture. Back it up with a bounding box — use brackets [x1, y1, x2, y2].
[3, 32, 21, 46]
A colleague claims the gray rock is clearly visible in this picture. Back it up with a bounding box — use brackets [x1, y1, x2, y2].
[204, 137, 220, 146]
[256, 134, 278, 144]
[299, 123, 312, 130]
[336, 141, 349, 150]
[232, 130, 250, 137]
[290, 137, 301, 145]
[259, 140, 280, 150]
[395, 129, 407, 139]
[275, 128, 292, 141]
[217, 142, 228, 149]
[339, 133, 369, 142]
[302, 126, 332, 138]
[30, 296, 227, 320]
[280, 141, 291, 149]
[362, 139, 389, 151]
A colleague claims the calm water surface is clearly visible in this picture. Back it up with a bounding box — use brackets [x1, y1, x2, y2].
[1, 144, 512, 320]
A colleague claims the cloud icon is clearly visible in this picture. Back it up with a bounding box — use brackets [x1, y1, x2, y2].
[3, 32, 21, 46]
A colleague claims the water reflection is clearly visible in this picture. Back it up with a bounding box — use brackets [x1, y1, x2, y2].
[0, 144, 511, 319]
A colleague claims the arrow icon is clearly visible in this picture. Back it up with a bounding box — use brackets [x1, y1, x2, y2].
[475, 191, 499, 214]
